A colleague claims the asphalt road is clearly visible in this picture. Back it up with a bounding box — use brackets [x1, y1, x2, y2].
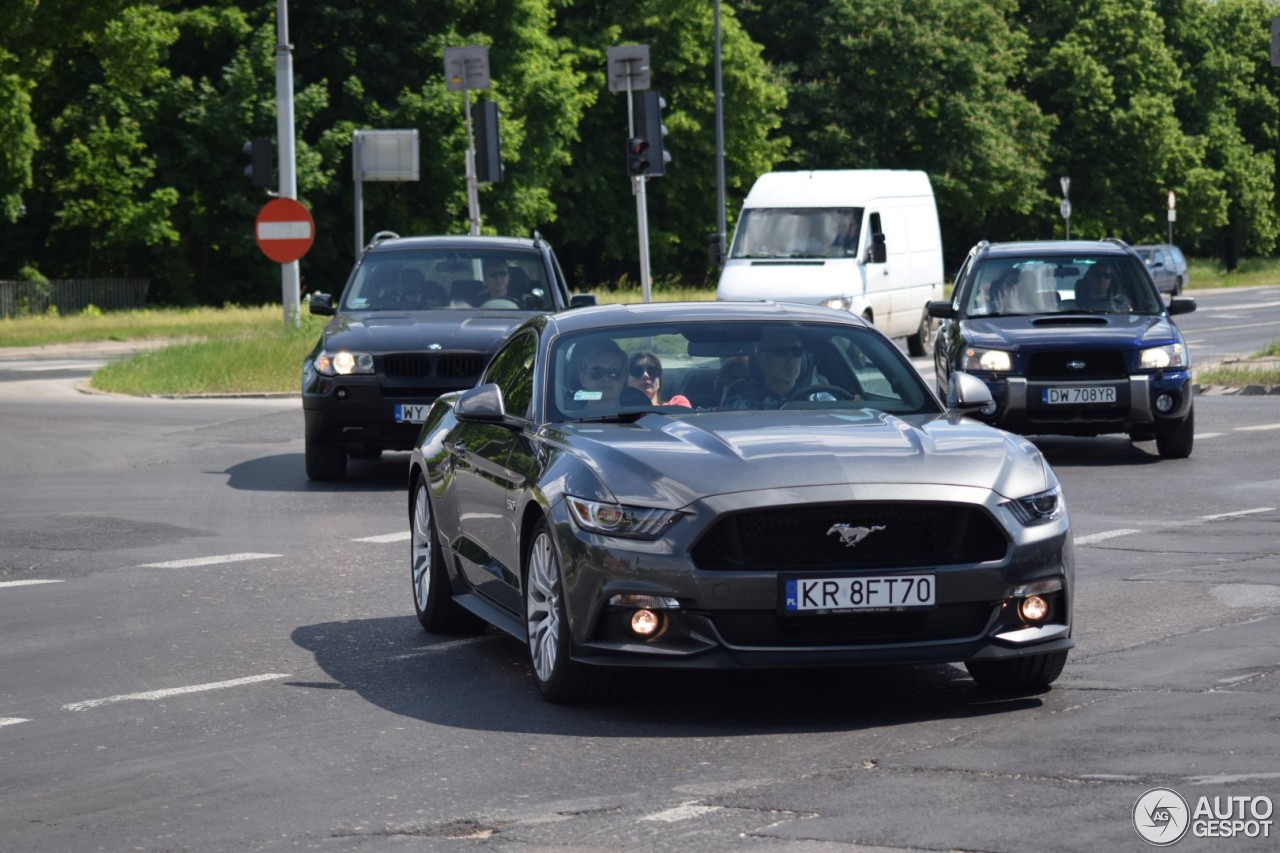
[1, 289, 1278, 852]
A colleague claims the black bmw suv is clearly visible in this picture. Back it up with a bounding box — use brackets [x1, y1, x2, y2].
[302, 232, 595, 480]
[928, 238, 1197, 458]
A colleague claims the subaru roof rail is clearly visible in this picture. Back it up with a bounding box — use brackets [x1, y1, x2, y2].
[368, 231, 400, 247]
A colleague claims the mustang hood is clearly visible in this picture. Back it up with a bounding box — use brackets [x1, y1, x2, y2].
[320, 310, 531, 354]
[958, 313, 1182, 351]
[556, 409, 1049, 509]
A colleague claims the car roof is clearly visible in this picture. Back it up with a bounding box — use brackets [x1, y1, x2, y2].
[543, 300, 872, 335]
[978, 239, 1135, 258]
[366, 234, 542, 253]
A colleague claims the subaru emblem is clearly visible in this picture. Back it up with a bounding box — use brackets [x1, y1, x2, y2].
[1067, 359, 1086, 370]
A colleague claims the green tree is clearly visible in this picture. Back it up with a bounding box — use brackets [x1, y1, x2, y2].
[738, 0, 1053, 267]
[548, 0, 788, 286]
[1162, 0, 1279, 266]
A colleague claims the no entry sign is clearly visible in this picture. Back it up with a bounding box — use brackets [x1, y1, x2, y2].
[255, 197, 314, 263]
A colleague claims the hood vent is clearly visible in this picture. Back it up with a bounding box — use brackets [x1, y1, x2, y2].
[1032, 316, 1109, 326]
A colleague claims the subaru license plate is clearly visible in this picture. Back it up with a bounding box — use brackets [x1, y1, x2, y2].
[783, 574, 936, 614]
[1043, 386, 1116, 405]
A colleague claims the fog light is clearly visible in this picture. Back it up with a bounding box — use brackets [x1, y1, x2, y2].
[1018, 595, 1049, 623]
[630, 609, 660, 636]
[1154, 393, 1175, 413]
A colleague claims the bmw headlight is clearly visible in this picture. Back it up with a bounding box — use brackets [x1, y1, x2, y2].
[961, 347, 1012, 372]
[1003, 483, 1065, 527]
[566, 496, 680, 540]
[314, 350, 375, 376]
[1139, 343, 1186, 370]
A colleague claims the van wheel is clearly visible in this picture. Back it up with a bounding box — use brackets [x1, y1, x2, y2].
[906, 309, 930, 357]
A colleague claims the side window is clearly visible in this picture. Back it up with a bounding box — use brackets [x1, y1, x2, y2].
[483, 331, 538, 421]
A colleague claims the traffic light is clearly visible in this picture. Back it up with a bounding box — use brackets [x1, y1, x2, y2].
[242, 137, 271, 188]
[627, 137, 650, 175]
[633, 91, 670, 177]
[471, 101, 503, 183]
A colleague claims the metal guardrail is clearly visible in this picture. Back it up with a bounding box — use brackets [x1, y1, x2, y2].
[0, 279, 149, 319]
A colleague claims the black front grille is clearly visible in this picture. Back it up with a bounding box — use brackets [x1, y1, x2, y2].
[380, 352, 487, 380]
[1027, 350, 1126, 380]
[690, 503, 1007, 571]
[708, 603, 995, 647]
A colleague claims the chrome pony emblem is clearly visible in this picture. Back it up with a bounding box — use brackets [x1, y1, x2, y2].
[1067, 359, 1086, 370]
[826, 523, 885, 548]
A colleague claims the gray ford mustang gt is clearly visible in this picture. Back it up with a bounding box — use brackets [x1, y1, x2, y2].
[408, 301, 1074, 702]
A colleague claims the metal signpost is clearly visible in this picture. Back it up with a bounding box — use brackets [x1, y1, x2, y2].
[274, 0, 302, 328]
[444, 46, 491, 236]
[352, 129, 419, 258]
[1060, 176, 1071, 240]
[1168, 190, 1176, 244]
[608, 44, 653, 303]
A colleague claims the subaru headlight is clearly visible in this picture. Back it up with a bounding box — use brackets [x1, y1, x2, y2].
[566, 496, 680, 540]
[314, 350, 375, 376]
[1139, 343, 1186, 370]
[961, 347, 1012, 372]
[1003, 483, 1065, 527]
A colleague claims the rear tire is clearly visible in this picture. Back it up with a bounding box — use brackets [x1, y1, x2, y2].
[1156, 406, 1194, 459]
[411, 482, 483, 633]
[966, 650, 1068, 690]
[1172, 276, 1183, 296]
[305, 438, 347, 481]
[524, 520, 612, 703]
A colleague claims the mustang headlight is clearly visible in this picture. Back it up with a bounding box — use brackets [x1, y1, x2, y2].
[961, 347, 1012, 372]
[1139, 343, 1186, 370]
[314, 350, 375, 376]
[566, 496, 680, 540]
[1003, 484, 1065, 527]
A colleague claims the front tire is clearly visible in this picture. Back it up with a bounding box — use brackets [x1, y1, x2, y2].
[524, 520, 611, 703]
[305, 438, 347, 481]
[411, 482, 482, 632]
[906, 308, 931, 357]
[966, 650, 1068, 690]
[1155, 406, 1194, 459]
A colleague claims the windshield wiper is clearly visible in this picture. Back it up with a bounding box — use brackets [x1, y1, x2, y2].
[572, 409, 653, 424]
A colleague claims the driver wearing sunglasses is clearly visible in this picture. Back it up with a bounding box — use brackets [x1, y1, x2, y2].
[722, 330, 838, 410]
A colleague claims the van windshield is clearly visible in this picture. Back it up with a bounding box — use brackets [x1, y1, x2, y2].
[729, 208, 863, 260]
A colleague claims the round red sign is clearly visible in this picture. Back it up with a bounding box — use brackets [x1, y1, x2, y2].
[255, 197, 314, 263]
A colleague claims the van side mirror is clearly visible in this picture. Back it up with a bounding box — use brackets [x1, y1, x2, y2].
[707, 232, 725, 268]
[869, 232, 887, 264]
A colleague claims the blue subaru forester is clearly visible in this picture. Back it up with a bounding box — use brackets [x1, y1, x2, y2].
[928, 238, 1196, 458]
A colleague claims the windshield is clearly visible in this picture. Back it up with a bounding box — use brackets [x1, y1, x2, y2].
[341, 249, 553, 311]
[548, 319, 937, 422]
[961, 254, 1164, 317]
[729, 208, 863, 259]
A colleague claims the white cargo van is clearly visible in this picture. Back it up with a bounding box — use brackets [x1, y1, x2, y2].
[716, 170, 944, 355]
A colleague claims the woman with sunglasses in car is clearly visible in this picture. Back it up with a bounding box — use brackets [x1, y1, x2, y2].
[626, 352, 691, 408]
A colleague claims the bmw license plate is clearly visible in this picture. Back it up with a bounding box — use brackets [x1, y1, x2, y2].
[395, 404, 431, 424]
[783, 574, 936, 614]
[1043, 386, 1116, 405]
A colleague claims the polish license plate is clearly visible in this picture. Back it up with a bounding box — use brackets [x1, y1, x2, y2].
[1043, 386, 1116, 405]
[783, 574, 936, 614]
[395, 403, 431, 424]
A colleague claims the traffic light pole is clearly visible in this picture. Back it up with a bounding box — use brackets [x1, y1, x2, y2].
[625, 78, 652, 303]
[275, 0, 301, 328]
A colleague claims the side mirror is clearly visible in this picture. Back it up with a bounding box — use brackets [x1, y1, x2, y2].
[454, 383, 508, 423]
[947, 371, 997, 416]
[869, 232, 887, 264]
[569, 293, 597, 308]
[309, 293, 336, 316]
[1167, 297, 1196, 316]
[927, 300, 955, 319]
